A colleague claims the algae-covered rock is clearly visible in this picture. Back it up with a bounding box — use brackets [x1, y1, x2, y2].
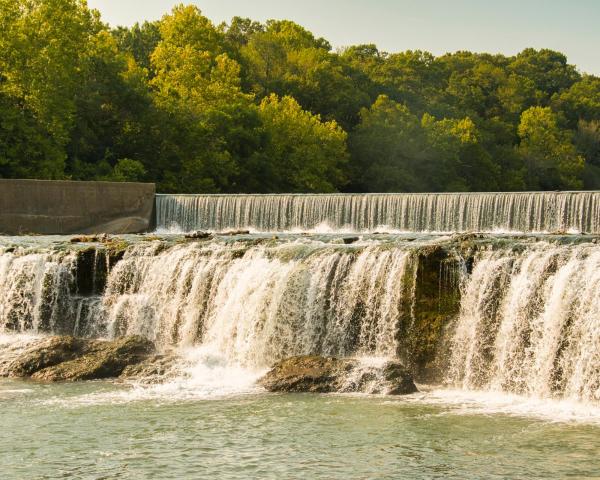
[70, 234, 110, 243]
[119, 352, 179, 382]
[258, 355, 417, 395]
[399, 246, 463, 382]
[184, 230, 213, 240]
[259, 356, 344, 393]
[5, 336, 100, 377]
[31, 336, 154, 382]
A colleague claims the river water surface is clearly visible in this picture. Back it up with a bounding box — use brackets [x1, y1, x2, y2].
[1, 375, 600, 480]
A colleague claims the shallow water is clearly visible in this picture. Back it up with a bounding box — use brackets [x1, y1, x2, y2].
[2, 379, 599, 480]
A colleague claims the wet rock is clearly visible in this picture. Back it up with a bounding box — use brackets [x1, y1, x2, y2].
[343, 236, 360, 244]
[382, 362, 420, 395]
[184, 230, 213, 240]
[258, 355, 417, 395]
[70, 234, 110, 243]
[5, 336, 100, 377]
[119, 352, 179, 382]
[219, 229, 250, 236]
[259, 356, 345, 393]
[30, 336, 155, 382]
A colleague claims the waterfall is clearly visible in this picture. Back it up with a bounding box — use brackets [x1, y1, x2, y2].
[448, 241, 600, 402]
[0, 240, 416, 368]
[2, 235, 600, 402]
[156, 191, 600, 233]
[0, 249, 76, 333]
[0, 247, 104, 337]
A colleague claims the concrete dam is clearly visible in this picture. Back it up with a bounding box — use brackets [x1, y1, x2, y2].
[1, 180, 600, 234]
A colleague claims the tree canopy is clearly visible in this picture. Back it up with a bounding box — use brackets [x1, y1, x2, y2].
[2, 1, 600, 193]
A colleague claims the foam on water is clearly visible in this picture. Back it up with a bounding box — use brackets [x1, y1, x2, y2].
[405, 389, 600, 425]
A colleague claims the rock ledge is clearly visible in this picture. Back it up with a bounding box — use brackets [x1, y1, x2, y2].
[4, 335, 155, 382]
[258, 355, 418, 395]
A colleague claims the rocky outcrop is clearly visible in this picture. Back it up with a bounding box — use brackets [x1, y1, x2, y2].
[184, 230, 213, 240]
[32, 336, 154, 381]
[399, 245, 463, 383]
[119, 353, 179, 383]
[5, 336, 99, 377]
[4, 335, 155, 382]
[258, 355, 418, 395]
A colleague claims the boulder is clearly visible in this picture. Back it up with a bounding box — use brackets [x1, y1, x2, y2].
[5, 336, 100, 377]
[381, 362, 420, 395]
[70, 234, 110, 243]
[258, 355, 417, 395]
[259, 356, 347, 393]
[219, 229, 250, 236]
[184, 230, 212, 240]
[119, 352, 179, 383]
[30, 336, 155, 382]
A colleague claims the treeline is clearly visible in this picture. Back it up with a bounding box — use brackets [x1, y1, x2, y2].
[2, 1, 600, 193]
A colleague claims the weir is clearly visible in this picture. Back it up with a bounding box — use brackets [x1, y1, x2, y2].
[1, 234, 599, 402]
[1, 188, 600, 404]
[155, 191, 600, 233]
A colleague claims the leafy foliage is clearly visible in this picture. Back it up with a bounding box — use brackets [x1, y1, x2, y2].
[1, 1, 600, 192]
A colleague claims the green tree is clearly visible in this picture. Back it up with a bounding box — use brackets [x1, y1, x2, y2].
[370, 50, 446, 115]
[509, 48, 580, 98]
[497, 73, 543, 118]
[110, 158, 147, 182]
[421, 114, 499, 191]
[552, 75, 600, 127]
[518, 106, 584, 189]
[112, 21, 161, 73]
[349, 95, 423, 192]
[0, 2, 597, 194]
[150, 5, 259, 193]
[0, 0, 100, 178]
[241, 20, 369, 129]
[247, 94, 348, 192]
[574, 120, 600, 189]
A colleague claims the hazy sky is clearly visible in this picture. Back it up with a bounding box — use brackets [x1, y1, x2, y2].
[87, 0, 600, 75]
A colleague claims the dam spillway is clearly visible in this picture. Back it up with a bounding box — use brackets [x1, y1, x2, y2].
[155, 191, 600, 233]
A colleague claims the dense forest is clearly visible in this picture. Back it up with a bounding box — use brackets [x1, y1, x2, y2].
[1, 1, 600, 193]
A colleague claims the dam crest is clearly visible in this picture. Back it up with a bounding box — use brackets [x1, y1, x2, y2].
[156, 191, 600, 233]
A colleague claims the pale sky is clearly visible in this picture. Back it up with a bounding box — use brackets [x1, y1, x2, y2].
[87, 0, 600, 75]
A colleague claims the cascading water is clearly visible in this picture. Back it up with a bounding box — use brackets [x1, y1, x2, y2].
[1, 231, 600, 405]
[448, 241, 600, 402]
[103, 240, 415, 366]
[0, 248, 77, 333]
[0, 239, 416, 369]
[156, 191, 600, 233]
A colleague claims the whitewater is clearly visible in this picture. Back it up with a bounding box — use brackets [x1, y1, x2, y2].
[2, 192, 600, 479]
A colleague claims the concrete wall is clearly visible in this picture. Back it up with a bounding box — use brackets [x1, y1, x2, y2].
[0, 179, 155, 234]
